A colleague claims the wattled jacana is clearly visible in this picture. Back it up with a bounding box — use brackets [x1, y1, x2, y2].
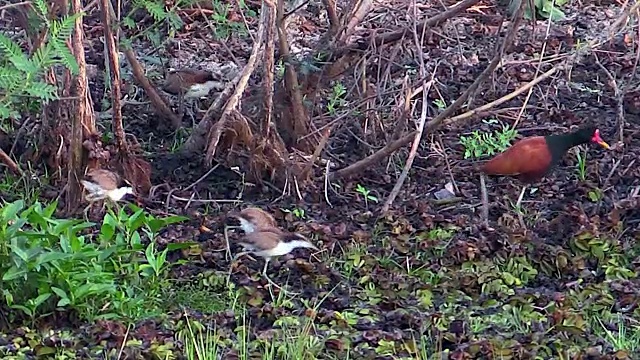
[234, 227, 318, 288]
[481, 125, 610, 208]
[228, 207, 278, 233]
[226, 207, 318, 288]
[162, 68, 224, 125]
[224, 207, 278, 260]
[80, 169, 134, 218]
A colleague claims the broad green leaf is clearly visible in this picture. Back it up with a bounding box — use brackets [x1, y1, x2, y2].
[36, 252, 71, 266]
[2, 200, 24, 220]
[2, 265, 26, 280]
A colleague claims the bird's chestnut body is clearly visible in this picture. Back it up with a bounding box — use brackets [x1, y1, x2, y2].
[162, 68, 221, 99]
[481, 126, 610, 183]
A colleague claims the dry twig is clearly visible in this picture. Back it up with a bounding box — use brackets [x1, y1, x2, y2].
[101, 1, 182, 129]
[0, 148, 21, 175]
[275, 0, 313, 150]
[67, 0, 92, 213]
[593, 53, 625, 143]
[203, 2, 268, 165]
[124, 50, 183, 130]
[262, 0, 276, 138]
[380, 3, 432, 214]
[99, 0, 127, 155]
[331, 0, 479, 57]
[301, 126, 333, 181]
[101, 0, 152, 194]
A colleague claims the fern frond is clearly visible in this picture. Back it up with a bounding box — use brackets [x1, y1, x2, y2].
[51, 14, 81, 47]
[32, 45, 56, 75]
[0, 99, 19, 121]
[24, 81, 58, 102]
[0, 34, 25, 59]
[51, 43, 79, 75]
[31, 0, 51, 28]
[0, 67, 25, 91]
[122, 17, 136, 29]
[142, 0, 169, 21]
[9, 56, 38, 76]
[166, 12, 184, 30]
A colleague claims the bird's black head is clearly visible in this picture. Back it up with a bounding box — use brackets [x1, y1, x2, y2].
[569, 125, 610, 149]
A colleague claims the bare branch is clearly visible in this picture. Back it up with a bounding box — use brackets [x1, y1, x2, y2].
[99, 0, 127, 155]
[66, 0, 92, 213]
[124, 49, 183, 130]
[203, 1, 268, 165]
[0, 148, 21, 175]
[263, 0, 277, 138]
[381, 2, 433, 214]
[276, 0, 314, 150]
[331, 0, 479, 56]
[321, 0, 339, 37]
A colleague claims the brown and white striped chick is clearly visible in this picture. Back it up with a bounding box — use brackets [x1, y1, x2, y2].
[80, 169, 134, 217]
[226, 207, 318, 287]
[236, 227, 318, 278]
[224, 207, 277, 260]
[162, 68, 224, 125]
[236, 227, 318, 276]
[230, 207, 278, 233]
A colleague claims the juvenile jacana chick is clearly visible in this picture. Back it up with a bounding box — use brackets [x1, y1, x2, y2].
[162, 69, 222, 99]
[80, 169, 134, 217]
[481, 125, 610, 207]
[229, 207, 278, 233]
[162, 68, 224, 125]
[224, 207, 278, 260]
[234, 227, 318, 287]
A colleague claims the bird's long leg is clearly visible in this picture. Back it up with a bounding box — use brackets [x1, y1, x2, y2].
[101, 200, 109, 215]
[225, 226, 257, 262]
[480, 174, 489, 227]
[83, 202, 93, 221]
[262, 258, 282, 289]
[189, 100, 199, 127]
[232, 251, 250, 262]
[227, 250, 249, 280]
[515, 186, 527, 229]
[223, 225, 233, 261]
[515, 186, 527, 209]
[177, 93, 185, 119]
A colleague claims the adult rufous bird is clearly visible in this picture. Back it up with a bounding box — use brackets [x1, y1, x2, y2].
[481, 125, 610, 208]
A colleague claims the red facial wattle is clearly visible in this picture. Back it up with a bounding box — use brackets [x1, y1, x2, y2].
[591, 129, 610, 149]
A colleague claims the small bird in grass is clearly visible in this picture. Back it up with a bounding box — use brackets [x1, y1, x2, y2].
[233, 227, 318, 288]
[224, 207, 277, 260]
[80, 169, 134, 218]
[228, 207, 278, 233]
[162, 68, 224, 126]
[480, 125, 611, 208]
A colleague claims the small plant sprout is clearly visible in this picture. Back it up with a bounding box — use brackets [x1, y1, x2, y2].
[521, 0, 568, 21]
[433, 98, 446, 110]
[588, 188, 603, 202]
[355, 184, 378, 208]
[327, 82, 347, 115]
[280, 207, 306, 219]
[292, 208, 305, 219]
[575, 147, 587, 182]
[459, 122, 518, 159]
